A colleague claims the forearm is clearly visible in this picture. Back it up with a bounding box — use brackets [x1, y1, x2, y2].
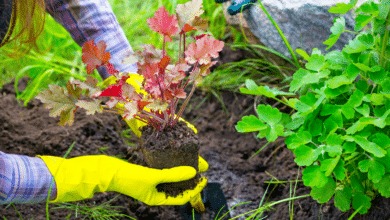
[0, 151, 57, 204]
[45, 0, 138, 79]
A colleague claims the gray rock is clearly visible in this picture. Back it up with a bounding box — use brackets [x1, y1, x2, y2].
[224, 0, 370, 58]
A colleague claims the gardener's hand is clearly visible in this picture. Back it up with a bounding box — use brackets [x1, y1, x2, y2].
[214, 0, 257, 16]
[38, 155, 207, 206]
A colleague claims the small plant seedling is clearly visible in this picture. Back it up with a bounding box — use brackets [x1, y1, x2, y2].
[236, 0, 390, 215]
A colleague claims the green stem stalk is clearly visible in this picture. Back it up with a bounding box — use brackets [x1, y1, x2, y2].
[256, 0, 301, 68]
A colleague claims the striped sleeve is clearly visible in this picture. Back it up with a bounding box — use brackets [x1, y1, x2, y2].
[0, 151, 57, 204]
[45, 0, 138, 79]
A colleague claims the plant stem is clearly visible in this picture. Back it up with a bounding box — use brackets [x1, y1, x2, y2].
[140, 110, 165, 123]
[255, 0, 301, 69]
[175, 83, 196, 123]
[380, 8, 390, 68]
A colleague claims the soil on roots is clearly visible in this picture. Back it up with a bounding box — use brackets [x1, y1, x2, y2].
[1, 44, 390, 219]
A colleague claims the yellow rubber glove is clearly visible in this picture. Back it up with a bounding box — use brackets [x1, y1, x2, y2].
[100, 74, 207, 211]
[37, 155, 207, 206]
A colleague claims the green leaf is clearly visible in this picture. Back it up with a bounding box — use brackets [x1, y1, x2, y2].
[374, 174, 390, 197]
[240, 79, 295, 97]
[355, 13, 378, 32]
[285, 131, 312, 149]
[352, 192, 371, 214]
[370, 93, 386, 105]
[351, 175, 365, 193]
[324, 17, 346, 50]
[349, 135, 387, 157]
[325, 51, 349, 69]
[356, 79, 368, 92]
[358, 33, 375, 48]
[290, 68, 330, 92]
[320, 104, 340, 116]
[323, 117, 338, 134]
[353, 63, 372, 72]
[235, 115, 267, 133]
[329, 3, 353, 14]
[343, 37, 368, 53]
[310, 178, 336, 203]
[343, 141, 357, 153]
[335, 187, 352, 212]
[356, 1, 379, 14]
[302, 165, 329, 188]
[75, 99, 103, 115]
[295, 48, 310, 61]
[359, 159, 385, 183]
[333, 159, 346, 180]
[294, 145, 320, 166]
[324, 85, 351, 99]
[285, 117, 305, 130]
[355, 104, 370, 117]
[306, 54, 326, 71]
[326, 75, 352, 89]
[345, 64, 361, 81]
[324, 34, 342, 50]
[266, 124, 284, 142]
[325, 145, 343, 157]
[309, 118, 323, 136]
[256, 105, 282, 125]
[371, 133, 390, 150]
[327, 133, 344, 146]
[321, 156, 341, 176]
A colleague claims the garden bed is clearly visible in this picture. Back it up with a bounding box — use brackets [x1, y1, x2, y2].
[1, 46, 390, 219]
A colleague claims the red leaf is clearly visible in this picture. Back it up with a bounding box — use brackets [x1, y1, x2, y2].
[94, 83, 123, 97]
[183, 24, 196, 32]
[172, 88, 186, 99]
[158, 56, 171, 71]
[104, 63, 119, 75]
[138, 100, 152, 110]
[185, 36, 224, 65]
[147, 6, 179, 42]
[82, 40, 111, 75]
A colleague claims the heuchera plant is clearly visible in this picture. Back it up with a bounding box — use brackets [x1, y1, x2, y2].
[236, 0, 390, 215]
[36, 0, 224, 132]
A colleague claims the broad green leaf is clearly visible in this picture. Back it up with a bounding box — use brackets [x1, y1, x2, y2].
[351, 175, 365, 193]
[294, 145, 320, 166]
[381, 78, 390, 94]
[326, 75, 351, 89]
[370, 93, 386, 105]
[335, 187, 352, 212]
[371, 133, 390, 150]
[323, 117, 338, 134]
[358, 33, 375, 48]
[256, 105, 282, 125]
[306, 54, 326, 71]
[374, 174, 390, 197]
[309, 118, 323, 136]
[302, 165, 329, 188]
[376, 148, 390, 172]
[355, 104, 370, 117]
[324, 17, 346, 50]
[352, 192, 371, 214]
[240, 79, 296, 97]
[321, 156, 340, 176]
[341, 89, 364, 119]
[356, 1, 379, 14]
[353, 63, 372, 72]
[356, 79, 368, 92]
[329, 3, 353, 14]
[355, 13, 378, 32]
[310, 178, 336, 203]
[325, 145, 343, 157]
[320, 104, 340, 116]
[235, 115, 267, 133]
[325, 51, 349, 69]
[285, 117, 305, 130]
[343, 142, 356, 153]
[285, 131, 312, 149]
[324, 85, 351, 99]
[266, 124, 284, 142]
[327, 133, 344, 146]
[333, 159, 346, 180]
[324, 34, 342, 50]
[343, 36, 368, 53]
[295, 48, 310, 61]
[345, 64, 361, 81]
[359, 159, 385, 183]
[290, 68, 330, 92]
[349, 135, 386, 157]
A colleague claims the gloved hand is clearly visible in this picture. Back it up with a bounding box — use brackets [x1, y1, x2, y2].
[215, 0, 257, 16]
[99, 74, 208, 211]
[37, 154, 207, 206]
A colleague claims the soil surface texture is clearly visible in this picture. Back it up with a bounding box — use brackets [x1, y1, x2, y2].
[1, 45, 390, 220]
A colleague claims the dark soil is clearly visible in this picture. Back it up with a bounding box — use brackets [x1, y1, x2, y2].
[141, 122, 200, 197]
[1, 44, 390, 220]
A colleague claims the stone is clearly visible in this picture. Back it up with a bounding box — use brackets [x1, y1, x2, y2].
[222, 0, 372, 58]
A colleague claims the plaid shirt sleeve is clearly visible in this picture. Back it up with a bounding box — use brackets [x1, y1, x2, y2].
[0, 151, 57, 204]
[45, 0, 138, 79]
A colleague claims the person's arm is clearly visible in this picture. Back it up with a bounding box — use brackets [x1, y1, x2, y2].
[44, 0, 137, 79]
[0, 151, 57, 204]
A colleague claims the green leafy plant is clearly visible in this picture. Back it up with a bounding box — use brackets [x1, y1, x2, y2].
[236, 0, 390, 215]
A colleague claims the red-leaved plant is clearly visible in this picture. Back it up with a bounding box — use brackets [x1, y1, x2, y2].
[36, 0, 224, 131]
